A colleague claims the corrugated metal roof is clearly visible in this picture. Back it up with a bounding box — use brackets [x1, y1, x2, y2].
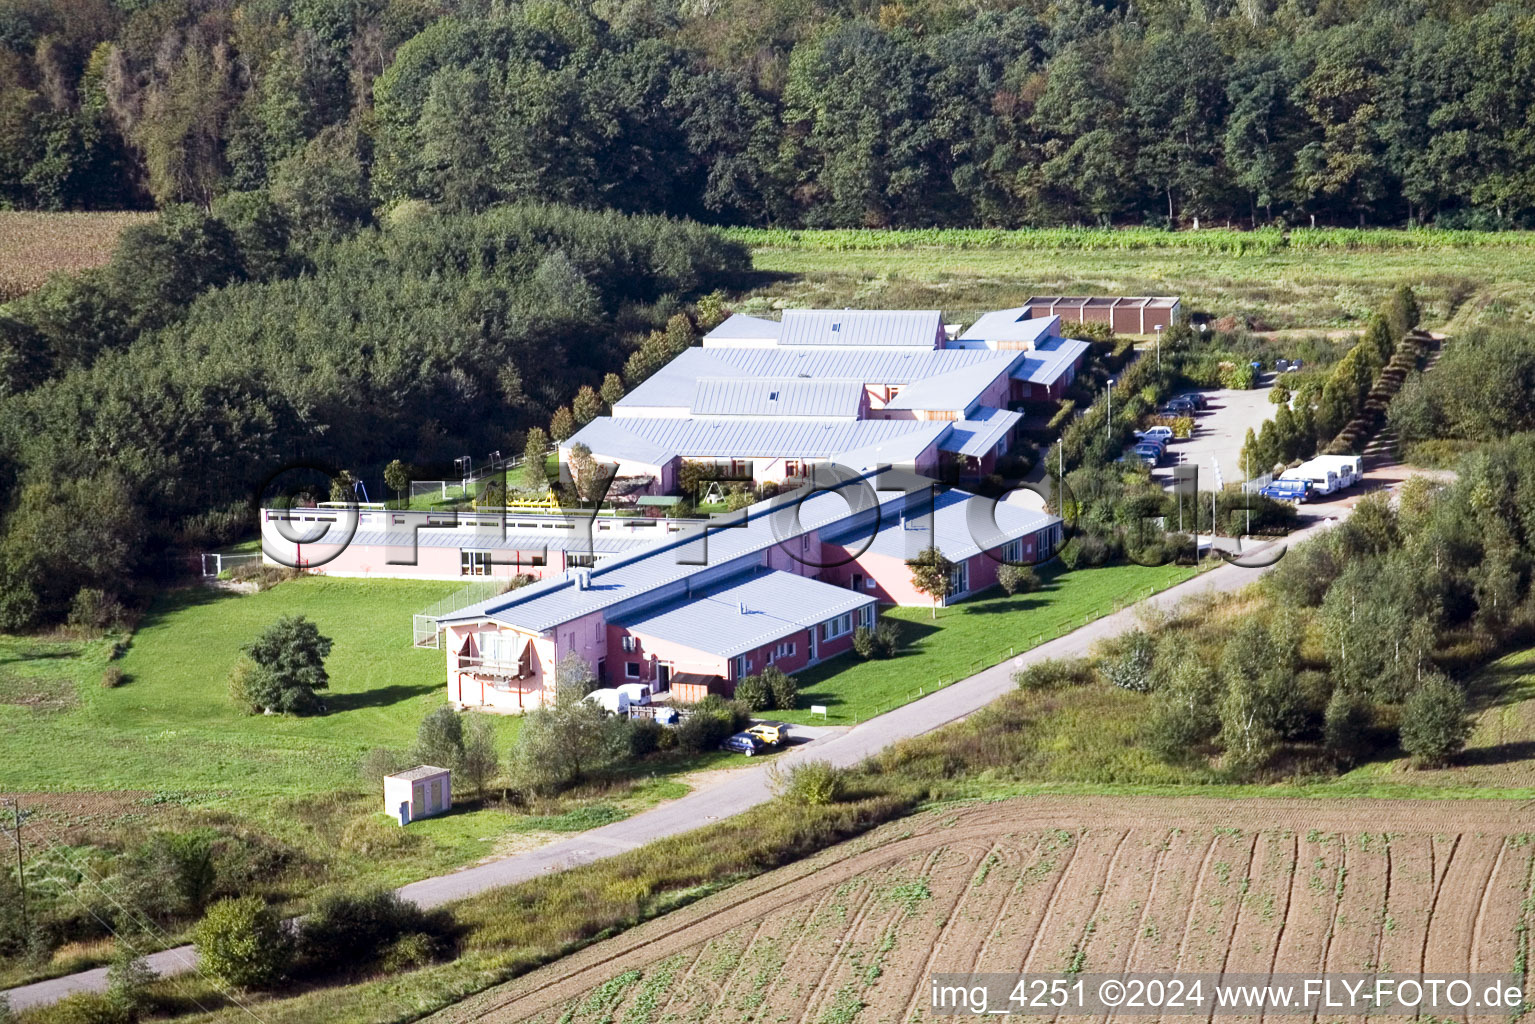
[956, 309, 1061, 345]
[568, 415, 947, 464]
[1008, 337, 1091, 387]
[618, 568, 873, 658]
[882, 356, 1016, 412]
[437, 483, 886, 633]
[703, 313, 782, 341]
[778, 309, 942, 347]
[939, 407, 1023, 458]
[691, 378, 864, 418]
[828, 488, 1060, 563]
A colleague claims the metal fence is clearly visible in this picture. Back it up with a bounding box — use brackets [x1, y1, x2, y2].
[411, 578, 515, 648]
[200, 552, 260, 577]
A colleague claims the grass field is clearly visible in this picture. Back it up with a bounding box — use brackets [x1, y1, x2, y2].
[0, 210, 153, 302]
[736, 231, 1535, 335]
[779, 560, 1198, 724]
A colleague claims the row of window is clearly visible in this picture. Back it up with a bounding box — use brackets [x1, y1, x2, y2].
[460, 549, 548, 575]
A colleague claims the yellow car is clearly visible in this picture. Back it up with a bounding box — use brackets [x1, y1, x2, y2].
[746, 721, 790, 747]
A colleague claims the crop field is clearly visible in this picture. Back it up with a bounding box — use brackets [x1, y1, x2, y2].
[439, 796, 1535, 1024]
[736, 229, 1535, 336]
[0, 210, 153, 301]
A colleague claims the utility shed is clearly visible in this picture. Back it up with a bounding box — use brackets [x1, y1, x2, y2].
[384, 765, 451, 825]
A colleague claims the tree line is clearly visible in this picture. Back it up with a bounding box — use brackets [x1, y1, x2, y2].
[5, 0, 1535, 227]
[0, 202, 748, 627]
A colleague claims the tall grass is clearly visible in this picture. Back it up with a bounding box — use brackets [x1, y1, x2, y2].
[723, 226, 1535, 255]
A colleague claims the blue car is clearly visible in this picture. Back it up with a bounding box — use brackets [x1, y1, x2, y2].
[722, 732, 764, 756]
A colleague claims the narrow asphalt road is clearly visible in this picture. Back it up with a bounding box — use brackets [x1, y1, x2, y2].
[1, 516, 1347, 1011]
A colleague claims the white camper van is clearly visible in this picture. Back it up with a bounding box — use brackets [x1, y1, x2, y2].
[1280, 461, 1340, 496]
[1307, 454, 1363, 490]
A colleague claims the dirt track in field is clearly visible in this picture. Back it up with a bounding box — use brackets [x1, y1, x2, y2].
[430, 796, 1535, 1024]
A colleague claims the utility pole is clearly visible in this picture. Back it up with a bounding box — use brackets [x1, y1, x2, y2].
[1154, 324, 1162, 372]
[8, 798, 26, 937]
[1105, 379, 1114, 443]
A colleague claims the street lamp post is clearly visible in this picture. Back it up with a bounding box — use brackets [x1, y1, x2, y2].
[1154, 324, 1162, 371]
[1106, 378, 1115, 443]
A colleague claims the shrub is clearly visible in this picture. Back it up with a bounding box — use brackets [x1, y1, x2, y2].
[1323, 689, 1374, 766]
[769, 760, 847, 806]
[997, 564, 1040, 596]
[68, 588, 124, 635]
[625, 718, 663, 758]
[733, 674, 771, 711]
[413, 706, 465, 770]
[851, 627, 877, 659]
[105, 938, 156, 1020]
[297, 889, 449, 973]
[380, 932, 437, 972]
[25, 993, 129, 1024]
[763, 665, 797, 710]
[676, 707, 733, 753]
[358, 746, 408, 787]
[1400, 674, 1471, 768]
[1102, 630, 1155, 692]
[1013, 658, 1096, 690]
[192, 896, 292, 989]
[339, 815, 416, 856]
[100, 667, 125, 689]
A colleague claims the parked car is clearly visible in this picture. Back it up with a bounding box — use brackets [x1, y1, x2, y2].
[1258, 478, 1311, 504]
[722, 732, 765, 756]
[1275, 358, 1290, 372]
[583, 688, 631, 715]
[1136, 426, 1174, 442]
[1135, 436, 1167, 453]
[1170, 392, 1207, 410]
[1285, 359, 1303, 372]
[615, 682, 652, 706]
[1133, 443, 1164, 461]
[746, 721, 790, 747]
[1163, 397, 1198, 414]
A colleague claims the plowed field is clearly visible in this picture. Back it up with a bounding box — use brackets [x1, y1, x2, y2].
[432, 796, 1535, 1024]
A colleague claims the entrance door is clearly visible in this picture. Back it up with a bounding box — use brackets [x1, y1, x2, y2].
[808, 628, 817, 662]
[656, 663, 672, 690]
[851, 573, 864, 591]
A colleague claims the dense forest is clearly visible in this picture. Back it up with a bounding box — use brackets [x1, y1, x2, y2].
[0, 202, 746, 627]
[4, 0, 1535, 227]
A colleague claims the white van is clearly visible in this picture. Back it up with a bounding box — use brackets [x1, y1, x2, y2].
[582, 688, 631, 715]
[1280, 463, 1339, 496]
[615, 683, 652, 706]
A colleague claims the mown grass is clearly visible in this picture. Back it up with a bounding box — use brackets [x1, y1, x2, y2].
[779, 560, 1198, 724]
[737, 237, 1535, 334]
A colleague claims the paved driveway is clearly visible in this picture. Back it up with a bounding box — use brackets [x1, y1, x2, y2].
[1152, 379, 1280, 486]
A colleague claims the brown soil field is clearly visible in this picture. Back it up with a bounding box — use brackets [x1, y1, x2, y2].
[0, 210, 153, 301]
[431, 796, 1535, 1024]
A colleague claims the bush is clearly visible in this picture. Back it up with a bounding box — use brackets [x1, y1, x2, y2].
[1323, 689, 1374, 766]
[339, 815, 416, 856]
[997, 564, 1040, 596]
[68, 588, 125, 635]
[298, 889, 449, 973]
[413, 706, 465, 770]
[192, 896, 293, 989]
[358, 747, 408, 787]
[100, 667, 125, 689]
[1059, 532, 1113, 569]
[380, 931, 437, 972]
[733, 674, 771, 711]
[625, 718, 663, 758]
[25, 993, 129, 1024]
[1013, 658, 1096, 690]
[769, 760, 847, 805]
[676, 706, 733, 753]
[1400, 674, 1471, 768]
[105, 938, 156, 1021]
[763, 665, 797, 710]
[1102, 630, 1155, 692]
[851, 627, 877, 659]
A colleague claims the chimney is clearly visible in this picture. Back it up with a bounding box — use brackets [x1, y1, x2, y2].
[573, 569, 591, 590]
[738, 600, 748, 615]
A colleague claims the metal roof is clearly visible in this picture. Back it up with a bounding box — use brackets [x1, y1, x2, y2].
[1025, 296, 1179, 309]
[703, 313, 782, 341]
[957, 309, 1060, 344]
[617, 568, 873, 658]
[939, 407, 1024, 458]
[567, 415, 947, 465]
[882, 355, 1017, 412]
[691, 378, 864, 419]
[386, 765, 450, 781]
[827, 488, 1060, 563]
[778, 309, 943, 347]
[437, 483, 888, 634]
[1008, 336, 1091, 387]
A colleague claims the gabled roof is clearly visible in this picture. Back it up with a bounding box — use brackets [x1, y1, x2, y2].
[882, 354, 1017, 413]
[779, 309, 943, 347]
[567, 415, 946, 465]
[957, 309, 1061, 345]
[939, 407, 1023, 458]
[1008, 336, 1091, 387]
[437, 484, 886, 633]
[703, 313, 782, 341]
[826, 488, 1059, 563]
[617, 568, 872, 658]
[691, 378, 864, 419]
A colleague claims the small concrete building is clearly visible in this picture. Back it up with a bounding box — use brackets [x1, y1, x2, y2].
[384, 765, 451, 825]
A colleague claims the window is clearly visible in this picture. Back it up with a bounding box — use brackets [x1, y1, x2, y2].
[625, 662, 640, 679]
[1002, 539, 1023, 563]
[568, 552, 595, 568]
[766, 648, 775, 664]
[461, 550, 492, 576]
[735, 655, 751, 678]
[775, 640, 796, 659]
[948, 562, 968, 596]
[865, 576, 877, 590]
[859, 605, 874, 629]
[785, 460, 802, 478]
[621, 636, 637, 653]
[822, 613, 853, 642]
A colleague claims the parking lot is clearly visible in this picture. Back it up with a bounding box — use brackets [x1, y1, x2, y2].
[1149, 375, 1280, 488]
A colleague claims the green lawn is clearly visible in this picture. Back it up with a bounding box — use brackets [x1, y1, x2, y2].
[777, 560, 1199, 725]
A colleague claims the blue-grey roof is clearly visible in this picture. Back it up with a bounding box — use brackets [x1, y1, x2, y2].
[691, 378, 864, 419]
[436, 483, 887, 633]
[882, 354, 1017, 412]
[567, 415, 946, 465]
[779, 309, 942, 347]
[939, 407, 1024, 458]
[958, 309, 1060, 344]
[617, 569, 873, 658]
[614, 346, 1015, 413]
[703, 313, 782, 341]
[1009, 336, 1091, 387]
[828, 488, 1060, 563]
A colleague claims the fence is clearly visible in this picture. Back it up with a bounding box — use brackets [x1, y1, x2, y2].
[200, 552, 260, 577]
[411, 578, 516, 648]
